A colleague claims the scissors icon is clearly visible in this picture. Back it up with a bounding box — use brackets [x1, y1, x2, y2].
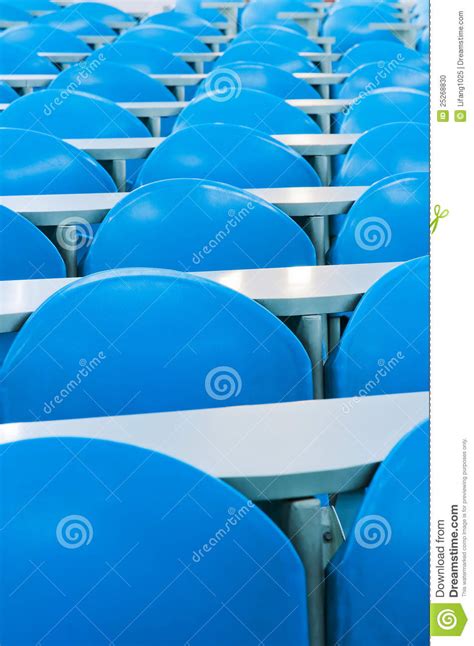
[430, 205, 449, 234]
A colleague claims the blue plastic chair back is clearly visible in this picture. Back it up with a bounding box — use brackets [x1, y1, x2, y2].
[328, 173, 429, 264]
[339, 88, 429, 133]
[335, 41, 429, 73]
[325, 256, 429, 397]
[137, 123, 321, 189]
[216, 41, 316, 73]
[233, 26, 323, 52]
[0, 89, 150, 138]
[118, 24, 211, 54]
[335, 122, 429, 186]
[50, 61, 176, 102]
[61, 2, 136, 26]
[0, 3, 32, 23]
[89, 41, 194, 74]
[35, 10, 115, 36]
[174, 87, 322, 135]
[0, 23, 91, 53]
[81, 179, 316, 274]
[338, 62, 430, 98]
[143, 10, 221, 36]
[0, 204, 65, 279]
[0, 40, 57, 73]
[196, 62, 320, 99]
[0, 127, 116, 194]
[327, 421, 429, 645]
[241, 1, 316, 30]
[322, 5, 397, 52]
[0, 437, 310, 645]
[1, 269, 313, 422]
[0, 81, 18, 103]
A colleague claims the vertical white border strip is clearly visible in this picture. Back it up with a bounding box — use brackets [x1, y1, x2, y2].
[431, 0, 473, 640]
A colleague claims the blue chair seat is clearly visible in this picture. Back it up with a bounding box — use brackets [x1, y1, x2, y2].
[325, 256, 429, 398]
[174, 87, 322, 135]
[143, 10, 221, 36]
[0, 269, 313, 422]
[241, 0, 317, 31]
[0, 2, 32, 24]
[327, 421, 429, 645]
[35, 10, 116, 36]
[232, 26, 323, 52]
[337, 62, 430, 99]
[0, 40, 57, 73]
[0, 127, 116, 194]
[92, 41, 194, 75]
[136, 123, 322, 189]
[81, 178, 316, 274]
[335, 41, 429, 74]
[118, 24, 212, 54]
[60, 1, 136, 27]
[322, 5, 398, 52]
[0, 81, 18, 103]
[0, 23, 91, 53]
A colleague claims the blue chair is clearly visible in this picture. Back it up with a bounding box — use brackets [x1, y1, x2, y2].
[0, 3, 32, 25]
[325, 256, 429, 397]
[327, 420, 429, 645]
[0, 81, 18, 103]
[0, 437, 310, 645]
[0, 269, 313, 422]
[0, 205, 65, 279]
[337, 62, 430, 98]
[241, 1, 317, 31]
[338, 88, 429, 133]
[327, 173, 429, 264]
[118, 24, 212, 54]
[49, 61, 176, 102]
[0, 127, 116, 195]
[60, 1, 136, 27]
[0, 23, 91, 53]
[143, 10, 221, 36]
[137, 123, 322, 189]
[89, 41, 194, 75]
[0, 40, 57, 73]
[196, 61, 321, 100]
[35, 10, 116, 36]
[335, 41, 429, 73]
[174, 87, 322, 135]
[232, 25, 323, 52]
[81, 179, 316, 274]
[418, 26, 429, 54]
[335, 122, 429, 186]
[0, 89, 150, 139]
[215, 41, 317, 74]
[322, 5, 398, 52]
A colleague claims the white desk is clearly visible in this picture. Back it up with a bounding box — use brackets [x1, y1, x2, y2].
[0, 262, 399, 334]
[0, 392, 429, 500]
